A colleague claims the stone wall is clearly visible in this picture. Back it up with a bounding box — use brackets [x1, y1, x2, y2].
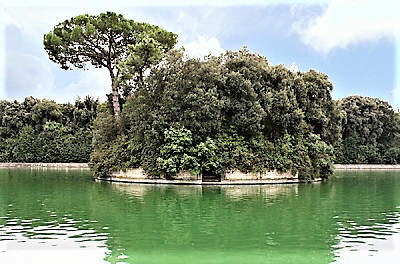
[112, 168, 148, 179]
[111, 168, 201, 181]
[112, 168, 296, 181]
[172, 170, 201, 180]
[224, 170, 298, 181]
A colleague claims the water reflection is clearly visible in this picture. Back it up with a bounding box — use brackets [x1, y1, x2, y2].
[221, 184, 299, 201]
[329, 171, 400, 263]
[109, 182, 299, 202]
[109, 182, 203, 200]
[101, 182, 332, 263]
[105, 173, 400, 263]
[332, 209, 400, 263]
[0, 217, 109, 263]
[2, 169, 400, 263]
[0, 169, 110, 263]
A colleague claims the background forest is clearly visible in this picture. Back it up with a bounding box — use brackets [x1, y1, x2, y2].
[0, 96, 98, 163]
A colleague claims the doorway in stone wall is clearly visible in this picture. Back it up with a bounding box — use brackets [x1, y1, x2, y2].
[201, 169, 221, 182]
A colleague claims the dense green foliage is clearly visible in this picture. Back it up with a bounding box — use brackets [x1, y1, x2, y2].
[90, 48, 342, 181]
[336, 95, 400, 164]
[0, 96, 98, 163]
[5, 13, 399, 178]
[44, 11, 178, 119]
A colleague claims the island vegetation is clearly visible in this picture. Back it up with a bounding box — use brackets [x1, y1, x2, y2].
[89, 47, 341, 182]
[1, 12, 400, 181]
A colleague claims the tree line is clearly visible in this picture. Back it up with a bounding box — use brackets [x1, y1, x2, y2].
[0, 96, 98, 163]
[336, 95, 400, 164]
[2, 93, 398, 169]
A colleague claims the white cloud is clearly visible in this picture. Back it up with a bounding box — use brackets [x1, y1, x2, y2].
[293, 0, 400, 54]
[176, 11, 188, 23]
[292, 0, 400, 107]
[6, 52, 55, 101]
[3, 0, 332, 7]
[4, 6, 112, 38]
[64, 68, 111, 103]
[183, 35, 225, 58]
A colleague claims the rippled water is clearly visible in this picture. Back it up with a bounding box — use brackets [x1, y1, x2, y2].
[1, 169, 400, 263]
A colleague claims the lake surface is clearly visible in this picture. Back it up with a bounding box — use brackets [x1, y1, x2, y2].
[1, 169, 400, 264]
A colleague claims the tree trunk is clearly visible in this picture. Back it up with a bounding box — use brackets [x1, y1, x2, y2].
[110, 72, 120, 120]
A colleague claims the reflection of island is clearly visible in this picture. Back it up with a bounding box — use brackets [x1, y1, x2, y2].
[109, 182, 299, 203]
[221, 184, 299, 201]
[109, 182, 151, 199]
[109, 182, 202, 199]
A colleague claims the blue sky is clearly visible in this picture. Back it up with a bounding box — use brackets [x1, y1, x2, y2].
[1, 0, 400, 109]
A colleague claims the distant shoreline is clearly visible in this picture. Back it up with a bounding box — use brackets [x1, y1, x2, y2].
[334, 164, 400, 170]
[0, 163, 89, 169]
[1, 163, 400, 170]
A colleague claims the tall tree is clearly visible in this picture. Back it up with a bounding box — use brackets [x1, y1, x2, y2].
[44, 11, 177, 119]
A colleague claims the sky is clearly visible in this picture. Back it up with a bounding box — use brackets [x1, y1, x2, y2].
[1, 0, 400, 108]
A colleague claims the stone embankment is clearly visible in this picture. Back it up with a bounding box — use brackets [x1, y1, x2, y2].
[334, 164, 400, 170]
[97, 168, 316, 185]
[98, 177, 308, 185]
[98, 164, 400, 185]
[0, 163, 89, 168]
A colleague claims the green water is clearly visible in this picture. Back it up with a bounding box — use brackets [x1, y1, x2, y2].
[1, 169, 400, 264]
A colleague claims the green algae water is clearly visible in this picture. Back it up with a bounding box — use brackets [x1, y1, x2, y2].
[1, 169, 400, 264]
